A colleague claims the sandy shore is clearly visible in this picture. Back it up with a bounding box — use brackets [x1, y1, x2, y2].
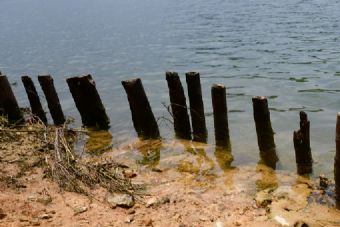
[1, 126, 340, 227]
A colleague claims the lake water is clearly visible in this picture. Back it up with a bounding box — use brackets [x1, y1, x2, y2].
[1, 0, 340, 176]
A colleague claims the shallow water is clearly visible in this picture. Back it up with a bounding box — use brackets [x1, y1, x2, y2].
[1, 0, 340, 176]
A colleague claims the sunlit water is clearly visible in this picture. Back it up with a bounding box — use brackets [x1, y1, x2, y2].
[1, 0, 340, 176]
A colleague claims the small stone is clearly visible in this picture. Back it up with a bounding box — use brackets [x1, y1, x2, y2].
[214, 221, 223, 227]
[107, 193, 134, 208]
[146, 197, 158, 208]
[123, 170, 137, 178]
[235, 221, 241, 226]
[127, 209, 136, 214]
[0, 208, 6, 220]
[145, 219, 153, 226]
[38, 213, 52, 220]
[37, 194, 52, 205]
[294, 221, 309, 227]
[125, 216, 134, 223]
[73, 206, 88, 215]
[151, 167, 162, 172]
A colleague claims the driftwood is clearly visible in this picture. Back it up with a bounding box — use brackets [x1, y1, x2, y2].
[335, 113, 340, 209]
[165, 72, 191, 140]
[185, 72, 207, 143]
[293, 111, 312, 175]
[211, 84, 230, 147]
[66, 75, 110, 129]
[252, 96, 278, 168]
[38, 75, 65, 125]
[0, 75, 23, 123]
[21, 76, 47, 124]
[122, 78, 160, 139]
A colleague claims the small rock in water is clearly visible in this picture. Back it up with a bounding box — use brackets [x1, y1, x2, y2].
[319, 174, 329, 189]
[107, 193, 134, 208]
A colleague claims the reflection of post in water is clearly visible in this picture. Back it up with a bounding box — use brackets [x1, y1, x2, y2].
[84, 129, 113, 155]
[214, 144, 234, 171]
[252, 96, 278, 169]
[177, 141, 214, 175]
[255, 163, 278, 191]
[136, 139, 161, 167]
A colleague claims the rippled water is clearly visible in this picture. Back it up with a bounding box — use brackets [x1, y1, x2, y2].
[1, 0, 340, 176]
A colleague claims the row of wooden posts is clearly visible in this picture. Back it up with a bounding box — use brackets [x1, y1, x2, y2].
[0, 70, 339, 207]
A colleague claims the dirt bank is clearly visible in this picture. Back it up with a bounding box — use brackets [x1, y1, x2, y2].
[1, 121, 340, 227]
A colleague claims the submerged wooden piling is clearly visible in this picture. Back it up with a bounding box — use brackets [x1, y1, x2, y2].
[0, 75, 23, 123]
[166, 72, 191, 140]
[293, 111, 312, 175]
[122, 78, 160, 139]
[335, 113, 340, 209]
[185, 72, 207, 143]
[212, 84, 230, 147]
[252, 96, 278, 168]
[66, 75, 110, 129]
[21, 76, 47, 124]
[38, 75, 65, 125]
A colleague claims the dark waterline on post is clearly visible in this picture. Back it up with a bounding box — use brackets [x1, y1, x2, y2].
[0, 75, 23, 123]
[252, 96, 278, 168]
[38, 75, 65, 125]
[165, 72, 191, 140]
[185, 72, 207, 143]
[293, 111, 313, 175]
[122, 78, 160, 140]
[21, 76, 47, 124]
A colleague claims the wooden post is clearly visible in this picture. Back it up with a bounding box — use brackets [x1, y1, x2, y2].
[185, 72, 207, 143]
[0, 75, 23, 123]
[165, 72, 191, 140]
[122, 78, 160, 139]
[21, 76, 47, 124]
[38, 75, 65, 125]
[335, 113, 340, 209]
[212, 84, 230, 147]
[293, 111, 313, 174]
[252, 96, 278, 168]
[66, 75, 110, 129]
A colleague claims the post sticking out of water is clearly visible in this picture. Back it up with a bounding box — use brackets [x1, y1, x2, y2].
[185, 72, 207, 143]
[38, 75, 65, 125]
[293, 111, 313, 175]
[21, 76, 47, 124]
[0, 75, 23, 123]
[211, 84, 230, 147]
[165, 72, 191, 140]
[66, 75, 110, 129]
[252, 96, 278, 168]
[122, 78, 160, 139]
[335, 113, 340, 209]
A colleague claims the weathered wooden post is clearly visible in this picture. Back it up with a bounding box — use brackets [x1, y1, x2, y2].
[165, 72, 191, 140]
[21, 76, 47, 124]
[0, 75, 23, 123]
[335, 113, 340, 209]
[185, 72, 207, 143]
[212, 84, 230, 147]
[122, 78, 160, 139]
[252, 96, 278, 168]
[293, 111, 313, 174]
[38, 75, 65, 125]
[66, 75, 110, 129]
